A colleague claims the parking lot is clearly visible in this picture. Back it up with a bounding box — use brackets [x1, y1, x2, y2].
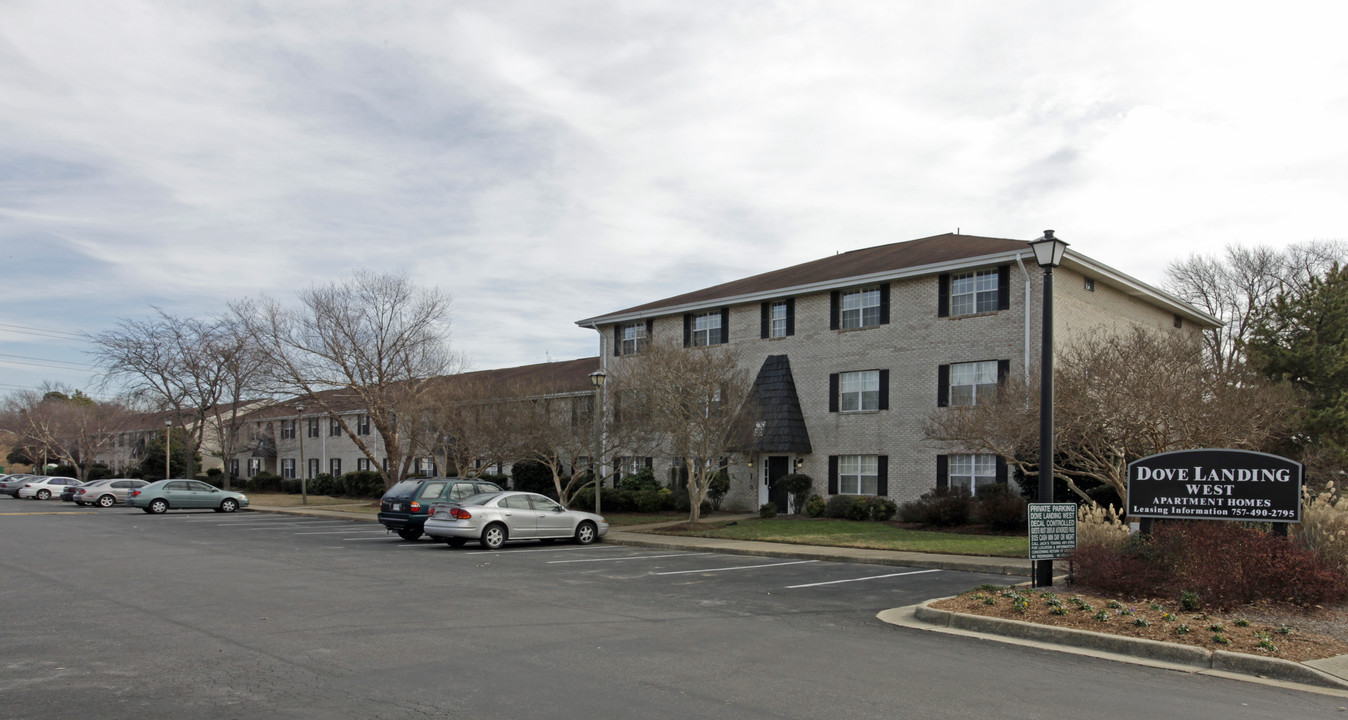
[3, 498, 1336, 720]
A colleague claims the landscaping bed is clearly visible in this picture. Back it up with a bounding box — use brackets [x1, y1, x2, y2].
[643, 516, 1028, 557]
[932, 585, 1348, 662]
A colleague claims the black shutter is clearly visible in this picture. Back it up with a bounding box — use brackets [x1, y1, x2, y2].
[996, 456, 1008, 485]
[936, 455, 949, 490]
[938, 274, 951, 317]
[720, 307, 730, 344]
[683, 314, 692, 347]
[613, 459, 621, 476]
[645, 318, 654, 341]
[613, 325, 621, 356]
[877, 456, 889, 496]
[878, 369, 889, 410]
[786, 298, 795, 336]
[997, 359, 1010, 385]
[645, 457, 653, 470]
[828, 456, 839, 494]
[879, 283, 891, 325]
[760, 302, 769, 339]
[998, 265, 1011, 311]
[830, 291, 840, 330]
[937, 364, 950, 407]
[829, 373, 839, 413]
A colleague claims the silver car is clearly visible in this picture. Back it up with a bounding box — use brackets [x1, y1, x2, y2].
[17, 476, 81, 500]
[76, 478, 149, 507]
[423, 491, 609, 549]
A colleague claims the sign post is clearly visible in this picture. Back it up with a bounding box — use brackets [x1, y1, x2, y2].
[1028, 502, 1077, 584]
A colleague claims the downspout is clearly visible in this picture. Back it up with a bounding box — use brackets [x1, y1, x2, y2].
[588, 321, 607, 490]
[1015, 254, 1032, 395]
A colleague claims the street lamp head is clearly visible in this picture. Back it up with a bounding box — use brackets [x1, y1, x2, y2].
[164, 419, 172, 427]
[589, 370, 607, 388]
[1030, 229, 1069, 269]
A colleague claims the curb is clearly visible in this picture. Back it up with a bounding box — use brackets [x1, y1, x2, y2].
[902, 599, 1348, 691]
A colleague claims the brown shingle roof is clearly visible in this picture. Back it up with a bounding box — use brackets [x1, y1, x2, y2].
[586, 233, 1027, 320]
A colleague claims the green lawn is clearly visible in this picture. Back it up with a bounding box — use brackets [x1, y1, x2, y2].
[651, 518, 1029, 557]
[245, 493, 380, 514]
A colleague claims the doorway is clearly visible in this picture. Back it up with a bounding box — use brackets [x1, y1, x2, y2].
[766, 456, 791, 513]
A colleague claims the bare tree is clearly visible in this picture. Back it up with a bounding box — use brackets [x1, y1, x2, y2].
[235, 272, 459, 489]
[1, 388, 130, 481]
[926, 327, 1300, 506]
[414, 375, 524, 480]
[1166, 241, 1347, 371]
[610, 339, 756, 523]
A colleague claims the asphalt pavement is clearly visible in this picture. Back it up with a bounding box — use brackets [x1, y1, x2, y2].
[250, 502, 1348, 696]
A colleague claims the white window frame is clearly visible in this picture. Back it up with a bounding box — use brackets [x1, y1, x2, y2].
[839, 370, 880, 412]
[950, 454, 998, 493]
[330, 458, 341, 476]
[949, 361, 999, 406]
[247, 458, 262, 478]
[950, 269, 999, 316]
[307, 458, 320, 479]
[769, 301, 789, 338]
[281, 458, 296, 479]
[356, 457, 371, 472]
[838, 455, 879, 495]
[281, 420, 295, 440]
[841, 288, 881, 329]
[306, 418, 320, 439]
[620, 322, 648, 355]
[691, 312, 722, 347]
[356, 414, 370, 436]
[329, 417, 342, 437]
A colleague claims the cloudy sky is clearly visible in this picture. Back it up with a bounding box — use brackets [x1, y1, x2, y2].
[2, 1, 1344, 397]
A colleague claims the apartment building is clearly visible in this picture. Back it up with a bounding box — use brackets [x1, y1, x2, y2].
[577, 232, 1219, 512]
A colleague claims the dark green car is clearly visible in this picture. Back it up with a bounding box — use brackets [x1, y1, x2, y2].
[378, 478, 502, 540]
[126, 479, 250, 514]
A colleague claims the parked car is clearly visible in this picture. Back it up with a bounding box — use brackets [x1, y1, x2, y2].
[0, 475, 36, 497]
[377, 477, 503, 541]
[126, 479, 249, 514]
[62, 479, 105, 503]
[423, 491, 609, 549]
[77, 478, 150, 507]
[17, 476, 82, 500]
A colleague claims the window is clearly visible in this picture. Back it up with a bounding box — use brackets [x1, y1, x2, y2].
[615, 457, 651, 477]
[329, 418, 342, 437]
[837, 455, 879, 495]
[357, 457, 371, 472]
[1084, 277, 1095, 292]
[841, 288, 881, 329]
[1173, 314, 1184, 329]
[950, 269, 999, 316]
[690, 311, 722, 346]
[356, 414, 370, 436]
[948, 454, 999, 493]
[247, 458, 262, 477]
[281, 458, 296, 479]
[306, 418, 319, 438]
[307, 458, 320, 479]
[281, 419, 295, 440]
[330, 458, 341, 476]
[839, 370, 880, 412]
[619, 322, 648, 355]
[761, 299, 795, 338]
[230, 459, 240, 478]
[948, 361, 999, 406]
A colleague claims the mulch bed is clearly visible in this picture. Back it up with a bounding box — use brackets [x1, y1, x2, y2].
[932, 585, 1348, 662]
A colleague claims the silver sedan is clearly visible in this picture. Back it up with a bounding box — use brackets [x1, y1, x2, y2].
[423, 491, 609, 549]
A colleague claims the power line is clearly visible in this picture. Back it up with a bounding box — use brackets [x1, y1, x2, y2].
[0, 323, 91, 342]
[0, 353, 96, 369]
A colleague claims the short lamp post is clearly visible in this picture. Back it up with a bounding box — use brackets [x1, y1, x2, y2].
[295, 402, 308, 505]
[1030, 229, 1069, 588]
[164, 419, 173, 480]
[589, 370, 606, 515]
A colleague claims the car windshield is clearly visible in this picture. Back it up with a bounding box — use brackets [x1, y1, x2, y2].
[462, 492, 503, 506]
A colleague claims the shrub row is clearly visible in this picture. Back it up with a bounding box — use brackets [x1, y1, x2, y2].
[897, 486, 1026, 529]
[1069, 521, 1348, 609]
[239, 471, 386, 498]
[823, 494, 898, 521]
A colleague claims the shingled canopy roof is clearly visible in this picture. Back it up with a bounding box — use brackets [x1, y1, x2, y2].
[748, 355, 811, 454]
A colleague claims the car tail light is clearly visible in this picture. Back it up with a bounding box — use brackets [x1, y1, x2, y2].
[409, 501, 421, 513]
[450, 507, 471, 520]
[78, 489, 86, 495]
[129, 490, 141, 498]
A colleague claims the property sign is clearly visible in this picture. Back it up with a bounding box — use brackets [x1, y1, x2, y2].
[1127, 449, 1302, 522]
[1028, 503, 1078, 560]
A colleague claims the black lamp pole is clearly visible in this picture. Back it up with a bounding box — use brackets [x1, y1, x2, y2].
[1031, 230, 1068, 588]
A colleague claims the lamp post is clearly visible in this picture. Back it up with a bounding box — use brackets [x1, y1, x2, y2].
[164, 419, 173, 480]
[295, 402, 307, 505]
[589, 370, 606, 515]
[1030, 229, 1069, 588]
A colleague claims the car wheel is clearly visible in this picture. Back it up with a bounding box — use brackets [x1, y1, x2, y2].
[397, 528, 422, 541]
[574, 521, 598, 545]
[97, 495, 116, 508]
[445, 537, 468, 548]
[148, 499, 169, 514]
[36, 489, 51, 500]
[219, 498, 239, 513]
[480, 523, 507, 550]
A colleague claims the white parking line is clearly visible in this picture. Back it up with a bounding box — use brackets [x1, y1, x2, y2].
[654, 560, 818, 575]
[547, 552, 714, 564]
[343, 537, 403, 541]
[785, 568, 940, 589]
[295, 528, 388, 535]
[215, 521, 354, 527]
[460, 544, 625, 555]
